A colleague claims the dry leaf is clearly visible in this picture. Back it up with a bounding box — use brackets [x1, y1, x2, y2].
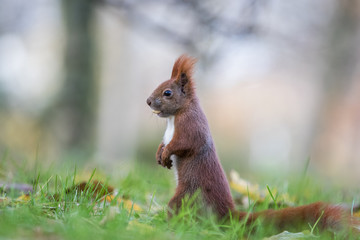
[16, 194, 31, 202]
[101, 194, 142, 212]
[230, 170, 295, 207]
[229, 170, 265, 201]
[66, 180, 114, 198]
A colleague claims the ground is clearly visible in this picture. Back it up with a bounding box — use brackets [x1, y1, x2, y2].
[0, 159, 359, 240]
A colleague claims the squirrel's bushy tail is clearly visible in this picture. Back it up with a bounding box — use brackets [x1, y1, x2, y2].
[233, 202, 360, 234]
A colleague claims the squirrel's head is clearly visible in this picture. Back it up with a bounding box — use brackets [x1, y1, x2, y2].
[147, 55, 197, 118]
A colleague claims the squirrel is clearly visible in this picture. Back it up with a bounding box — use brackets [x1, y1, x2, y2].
[146, 55, 359, 233]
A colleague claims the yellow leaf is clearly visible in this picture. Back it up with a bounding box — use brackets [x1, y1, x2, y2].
[277, 192, 295, 205]
[229, 170, 264, 201]
[229, 170, 295, 207]
[121, 199, 142, 212]
[16, 194, 31, 202]
[354, 211, 360, 218]
[101, 194, 142, 212]
[105, 195, 115, 202]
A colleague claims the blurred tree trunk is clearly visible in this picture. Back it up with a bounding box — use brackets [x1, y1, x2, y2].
[312, 0, 360, 182]
[56, 0, 97, 157]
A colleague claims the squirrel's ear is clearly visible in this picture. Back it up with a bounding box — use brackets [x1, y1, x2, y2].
[179, 72, 188, 87]
[171, 55, 197, 89]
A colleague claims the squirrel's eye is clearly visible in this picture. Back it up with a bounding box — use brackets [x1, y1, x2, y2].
[163, 90, 172, 97]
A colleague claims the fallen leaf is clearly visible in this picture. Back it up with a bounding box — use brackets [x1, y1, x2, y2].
[101, 194, 142, 212]
[229, 170, 265, 201]
[16, 194, 31, 202]
[121, 199, 142, 212]
[230, 170, 295, 208]
[66, 180, 114, 198]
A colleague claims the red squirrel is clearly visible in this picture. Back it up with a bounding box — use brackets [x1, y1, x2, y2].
[146, 55, 359, 233]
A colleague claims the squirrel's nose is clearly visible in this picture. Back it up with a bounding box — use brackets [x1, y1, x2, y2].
[146, 98, 151, 106]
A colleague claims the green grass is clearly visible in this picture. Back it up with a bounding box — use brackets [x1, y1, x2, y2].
[0, 159, 359, 240]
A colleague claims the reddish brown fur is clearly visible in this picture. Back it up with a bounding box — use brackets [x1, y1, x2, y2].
[146, 55, 359, 233]
[171, 55, 197, 82]
[243, 202, 352, 232]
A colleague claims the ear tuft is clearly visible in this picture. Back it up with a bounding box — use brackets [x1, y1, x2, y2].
[171, 54, 197, 84]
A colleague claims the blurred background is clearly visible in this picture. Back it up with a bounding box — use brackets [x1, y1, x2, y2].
[0, 0, 359, 184]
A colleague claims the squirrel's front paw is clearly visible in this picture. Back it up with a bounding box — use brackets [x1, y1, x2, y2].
[162, 158, 173, 169]
[156, 144, 164, 165]
[161, 149, 173, 169]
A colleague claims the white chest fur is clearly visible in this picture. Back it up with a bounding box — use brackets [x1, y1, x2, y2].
[163, 116, 178, 184]
[163, 116, 175, 145]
